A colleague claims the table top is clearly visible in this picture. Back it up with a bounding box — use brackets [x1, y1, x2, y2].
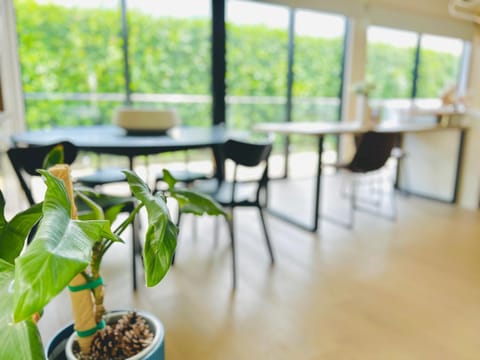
[11, 125, 241, 157]
[254, 121, 468, 136]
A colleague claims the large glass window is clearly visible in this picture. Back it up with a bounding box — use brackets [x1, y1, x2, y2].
[226, 0, 289, 131]
[292, 9, 346, 152]
[127, 1, 212, 127]
[415, 34, 464, 110]
[15, 0, 124, 129]
[366, 26, 418, 120]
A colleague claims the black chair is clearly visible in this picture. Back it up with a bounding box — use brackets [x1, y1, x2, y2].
[188, 138, 275, 290]
[330, 131, 397, 228]
[76, 165, 128, 188]
[7, 142, 141, 290]
[7, 141, 78, 206]
[154, 149, 212, 190]
[155, 168, 210, 189]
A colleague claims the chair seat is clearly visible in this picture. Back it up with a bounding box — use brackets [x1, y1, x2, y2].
[77, 168, 127, 187]
[195, 179, 258, 206]
[156, 169, 210, 185]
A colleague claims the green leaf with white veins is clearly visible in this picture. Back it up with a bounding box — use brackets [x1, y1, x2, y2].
[123, 170, 177, 287]
[0, 191, 43, 264]
[13, 171, 108, 322]
[161, 169, 227, 217]
[0, 259, 44, 360]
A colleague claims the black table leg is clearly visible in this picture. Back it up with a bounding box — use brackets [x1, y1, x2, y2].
[267, 136, 324, 233]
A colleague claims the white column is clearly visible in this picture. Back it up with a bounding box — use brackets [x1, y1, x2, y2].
[0, 0, 26, 213]
[339, 17, 367, 162]
[0, 0, 26, 138]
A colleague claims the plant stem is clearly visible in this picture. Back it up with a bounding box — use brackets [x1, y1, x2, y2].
[114, 203, 143, 236]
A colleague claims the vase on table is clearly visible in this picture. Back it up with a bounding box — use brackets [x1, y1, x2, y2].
[356, 95, 373, 129]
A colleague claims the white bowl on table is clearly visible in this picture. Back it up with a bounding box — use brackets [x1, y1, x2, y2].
[114, 108, 180, 135]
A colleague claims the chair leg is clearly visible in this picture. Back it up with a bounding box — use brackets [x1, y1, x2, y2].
[349, 178, 357, 229]
[390, 178, 398, 220]
[213, 216, 220, 248]
[226, 210, 237, 290]
[258, 207, 275, 264]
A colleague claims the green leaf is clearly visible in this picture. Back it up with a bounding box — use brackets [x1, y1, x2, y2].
[162, 169, 177, 190]
[0, 191, 43, 264]
[170, 188, 227, 217]
[0, 259, 44, 360]
[104, 203, 128, 225]
[123, 170, 177, 287]
[13, 171, 108, 322]
[42, 143, 64, 170]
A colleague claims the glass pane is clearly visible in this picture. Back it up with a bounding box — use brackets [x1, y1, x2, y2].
[292, 9, 346, 152]
[127, 0, 212, 127]
[14, 0, 124, 129]
[367, 26, 418, 120]
[415, 34, 464, 110]
[226, 0, 289, 131]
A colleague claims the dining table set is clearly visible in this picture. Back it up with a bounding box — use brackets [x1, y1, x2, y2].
[10, 119, 468, 233]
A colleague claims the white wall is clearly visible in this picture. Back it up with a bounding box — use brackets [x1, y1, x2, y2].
[0, 0, 26, 142]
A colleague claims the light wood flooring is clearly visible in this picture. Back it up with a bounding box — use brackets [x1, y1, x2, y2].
[38, 174, 480, 360]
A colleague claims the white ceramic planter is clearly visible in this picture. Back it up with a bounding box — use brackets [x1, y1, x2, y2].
[114, 108, 179, 134]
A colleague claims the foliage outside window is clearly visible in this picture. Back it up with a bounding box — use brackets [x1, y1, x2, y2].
[226, 0, 289, 134]
[15, 0, 124, 129]
[14, 1, 468, 138]
[292, 9, 346, 152]
[416, 34, 464, 104]
[127, 0, 212, 127]
[367, 26, 418, 101]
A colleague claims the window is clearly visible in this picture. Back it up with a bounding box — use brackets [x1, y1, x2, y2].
[15, 0, 124, 129]
[366, 26, 418, 120]
[127, 0, 212, 127]
[292, 9, 346, 152]
[15, 0, 212, 129]
[226, 0, 289, 131]
[415, 34, 465, 110]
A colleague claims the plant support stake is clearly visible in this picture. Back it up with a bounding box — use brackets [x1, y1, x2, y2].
[49, 164, 97, 353]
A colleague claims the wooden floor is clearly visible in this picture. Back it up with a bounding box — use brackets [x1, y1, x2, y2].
[38, 174, 480, 360]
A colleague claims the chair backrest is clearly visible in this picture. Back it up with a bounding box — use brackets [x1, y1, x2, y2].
[221, 139, 273, 205]
[7, 141, 78, 205]
[347, 131, 396, 173]
[223, 139, 272, 167]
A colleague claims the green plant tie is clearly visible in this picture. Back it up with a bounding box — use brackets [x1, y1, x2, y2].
[67, 277, 103, 292]
[76, 319, 106, 338]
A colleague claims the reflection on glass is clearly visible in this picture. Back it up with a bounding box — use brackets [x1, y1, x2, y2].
[127, 0, 212, 127]
[226, 0, 289, 131]
[15, 0, 123, 129]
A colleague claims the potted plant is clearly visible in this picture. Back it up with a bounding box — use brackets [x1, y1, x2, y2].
[0, 152, 226, 359]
